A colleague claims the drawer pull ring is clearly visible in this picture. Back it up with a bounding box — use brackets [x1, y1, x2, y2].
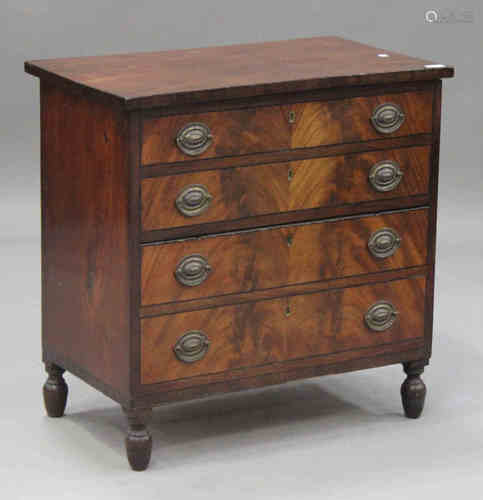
[174, 330, 210, 363]
[371, 103, 405, 134]
[368, 160, 404, 192]
[175, 254, 212, 287]
[176, 184, 213, 217]
[368, 227, 401, 259]
[176, 122, 213, 156]
[365, 300, 399, 331]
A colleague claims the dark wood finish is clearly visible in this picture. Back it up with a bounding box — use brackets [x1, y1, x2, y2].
[123, 408, 153, 471]
[141, 209, 428, 306]
[141, 276, 426, 385]
[142, 146, 430, 232]
[291, 92, 432, 147]
[142, 105, 289, 165]
[141, 133, 432, 179]
[25, 37, 453, 110]
[26, 37, 453, 470]
[141, 266, 428, 317]
[40, 82, 132, 400]
[424, 81, 442, 359]
[401, 359, 427, 418]
[137, 346, 427, 405]
[142, 195, 429, 243]
[128, 111, 143, 401]
[141, 91, 432, 165]
[43, 362, 68, 417]
[141, 81, 435, 121]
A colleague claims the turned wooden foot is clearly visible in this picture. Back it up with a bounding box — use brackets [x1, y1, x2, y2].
[123, 408, 153, 471]
[43, 362, 68, 418]
[401, 360, 427, 419]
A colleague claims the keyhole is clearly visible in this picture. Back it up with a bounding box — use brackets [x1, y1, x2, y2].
[288, 167, 294, 181]
[285, 305, 292, 317]
[288, 110, 296, 124]
[287, 234, 293, 247]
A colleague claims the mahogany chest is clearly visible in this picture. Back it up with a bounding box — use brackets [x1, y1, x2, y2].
[25, 36, 454, 470]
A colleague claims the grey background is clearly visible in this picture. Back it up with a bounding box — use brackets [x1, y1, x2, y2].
[1, 1, 482, 498]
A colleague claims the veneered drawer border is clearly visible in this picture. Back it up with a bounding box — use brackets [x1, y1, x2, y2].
[141, 145, 431, 240]
[141, 89, 432, 166]
[141, 275, 426, 388]
[141, 208, 429, 307]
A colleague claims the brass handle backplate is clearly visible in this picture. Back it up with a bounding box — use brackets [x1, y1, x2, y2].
[368, 160, 404, 192]
[174, 330, 210, 363]
[365, 300, 399, 331]
[175, 254, 212, 287]
[175, 184, 213, 217]
[371, 103, 405, 134]
[176, 122, 213, 156]
[368, 227, 401, 259]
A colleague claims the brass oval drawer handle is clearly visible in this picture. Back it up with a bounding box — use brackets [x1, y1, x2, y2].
[176, 122, 213, 156]
[371, 103, 405, 134]
[365, 300, 399, 331]
[368, 160, 404, 192]
[368, 227, 401, 259]
[175, 254, 212, 287]
[176, 184, 213, 217]
[173, 330, 210, 363]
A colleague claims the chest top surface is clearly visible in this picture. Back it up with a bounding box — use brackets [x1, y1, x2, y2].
[25, 36, 453, 110]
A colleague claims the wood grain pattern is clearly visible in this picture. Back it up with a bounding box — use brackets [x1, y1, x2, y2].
[40, 82, 131, 398]
[141, 91, 432, 165]
[140, 266, 428, 318]
[141, 209, 428, 306]
[142, 146, 431, 232]
[25, 36, 453, 110]
[136, 345, 426, 404]
[142, 133, 433, 180]
[141, 276, 426, 384]
[424, 80, 442, 359]
[291, 91, 432, 148]
[142, 105, 290, 165]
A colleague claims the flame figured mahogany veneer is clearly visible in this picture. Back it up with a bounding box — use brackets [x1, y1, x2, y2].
[25, 36, 453, 471]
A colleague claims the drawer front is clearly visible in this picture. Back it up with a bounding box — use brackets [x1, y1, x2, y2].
[141, 209, 428, 306]
[142, 146, 430, 232]
[141, 276, 426, 384]
[141, 91, 432, 165]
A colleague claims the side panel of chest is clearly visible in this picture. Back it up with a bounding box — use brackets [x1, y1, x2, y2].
[40, 83, 133, 401]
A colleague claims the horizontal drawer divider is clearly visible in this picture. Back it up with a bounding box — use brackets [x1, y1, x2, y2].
[135, 345, 427, 401]
[140, 265, 429, 317]
[141, 134, 432, 177]
[141, 80, 436, 119]
[141, 205, 429, 246]
[141, 197, 430, 243]
[142, 338, 425, 389]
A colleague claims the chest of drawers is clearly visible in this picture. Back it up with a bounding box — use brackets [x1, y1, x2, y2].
[25, 36, 453, 471]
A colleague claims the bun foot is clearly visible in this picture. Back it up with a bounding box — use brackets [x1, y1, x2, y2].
[123, 408, 153, 471]
[401, 360, 427, 419]
[43, 363, 68, 417]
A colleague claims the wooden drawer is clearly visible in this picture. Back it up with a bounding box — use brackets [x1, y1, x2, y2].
[141, 90, 432, 165]
[141, 209, 428, 306]
[141, 146, 431, 232]
[141, 276, 426, 384]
